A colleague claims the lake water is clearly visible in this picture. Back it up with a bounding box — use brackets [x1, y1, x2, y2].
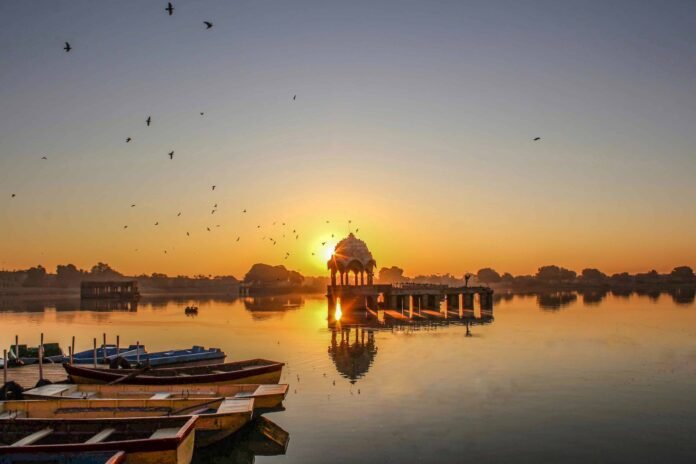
[1, 291, 695, 463]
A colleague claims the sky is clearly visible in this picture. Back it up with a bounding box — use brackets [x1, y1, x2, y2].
[1, 0, 695, 278]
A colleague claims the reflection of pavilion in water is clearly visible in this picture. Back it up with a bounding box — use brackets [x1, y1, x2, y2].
[243, 296, 304, 320]
[328, 326, 377, 384]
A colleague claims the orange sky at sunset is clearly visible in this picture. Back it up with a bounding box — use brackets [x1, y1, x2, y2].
[2, 1, 695, 278]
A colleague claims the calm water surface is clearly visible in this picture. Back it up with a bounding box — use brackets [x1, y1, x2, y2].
[1, 292, 695, 463]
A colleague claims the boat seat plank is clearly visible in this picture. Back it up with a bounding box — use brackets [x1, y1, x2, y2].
[255, 384, 288, 396]
[0, 411, 26, 419]
[218, 399, 254, 414]
[150, 392, 172, 399]
[24, 385, 72, 397]
[11, 428, 53, 447]
[150, 427, 180, 439]
[177, 373, 191, 377]
[85, 428, 116, 444]
[211, 370, 226, 374]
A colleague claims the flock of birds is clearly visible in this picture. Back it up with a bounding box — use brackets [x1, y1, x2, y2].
[7, 2, 543, 264]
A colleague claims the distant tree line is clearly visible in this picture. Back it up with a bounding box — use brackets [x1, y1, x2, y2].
[0, 262, 238, 292]
[378, 265, 696, 289]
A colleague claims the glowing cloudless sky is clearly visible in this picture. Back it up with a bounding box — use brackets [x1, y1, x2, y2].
[1, 1, 695, 278]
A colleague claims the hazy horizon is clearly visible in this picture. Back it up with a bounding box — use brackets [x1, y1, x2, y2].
[2, 1, 696, 277]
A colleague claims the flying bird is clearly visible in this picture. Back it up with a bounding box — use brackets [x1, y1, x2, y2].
[293, 95, 296, 101]
[146, 116, 151, 126]
[126, 137, 132, 143]
[168, 151, 174, 159]
[242, 209, 247, 213]
[177, 212, 181, 217]
[64, 42, 71, 52]
[130, 204, 136, 207]
[11, 194, 16, 198]
[321, 241, 326, 246]
[123, 225, 128, 229]
[154, 222, 159, 226]
[211, 185, 216, 191]
[236, 237, 240, 241]
[204, 21, 213, 29]
[206, 227, 211, 232]
[186, 232, 190, 236]
[200, 112, 204, 116]
[165, 2, 174, 15]
[533, 137, 541, 141]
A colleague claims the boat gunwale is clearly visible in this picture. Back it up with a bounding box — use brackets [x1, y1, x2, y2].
[63, 359, 284, 385]
[0, 415, 198, 454]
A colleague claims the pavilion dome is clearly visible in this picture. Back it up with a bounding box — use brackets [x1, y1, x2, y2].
[328, 233, 376, 272]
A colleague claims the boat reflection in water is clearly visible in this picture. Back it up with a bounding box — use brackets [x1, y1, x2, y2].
[192, 416, 290, 464]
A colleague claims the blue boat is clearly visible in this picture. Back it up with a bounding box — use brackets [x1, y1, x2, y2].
[68, 344, 146, 365]
[120, 345, 225, 367]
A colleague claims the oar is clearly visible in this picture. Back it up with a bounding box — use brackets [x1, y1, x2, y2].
[107, 365, 151, 385]
[169, 397, 224, 416]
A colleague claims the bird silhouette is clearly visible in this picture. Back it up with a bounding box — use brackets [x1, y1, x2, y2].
[211, 185, 216, 191]
[293, 95, 296, 101]
[123, 225, 128, 229]
[165, 2, 174, 15]
[213, 203, 217, 208]
[355, 228, 359, 233]
[257, 225, 261, 229]
[177, 212, 181, 217]
[154, 222, 159, 226]
[206, 227, 211, 232]
[126, 137, 131, 143]
[211, 210, 216, 214]
[64, 42, 71, 52]
[242, 209, 247, 213]
[236, 237, 240, 241]
[41, 156, 47, 160]
[11, 194, 16, 198]
[204, 21, 213, 29]
[533, 137, 541, 141]
[321, 242, 326, 246]
[200, 112, 204, 116]
[146, 116, 151, 126]
[130, 204, 136, 208]
[168, 151, 174, 159]
[186, 232, 190, 236]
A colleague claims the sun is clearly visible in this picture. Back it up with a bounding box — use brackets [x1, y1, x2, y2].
[322, 242, 336, 261]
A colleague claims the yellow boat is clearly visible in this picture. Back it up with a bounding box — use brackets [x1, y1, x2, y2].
[0, 397, 254, 448]
[23, 383, 288, 410]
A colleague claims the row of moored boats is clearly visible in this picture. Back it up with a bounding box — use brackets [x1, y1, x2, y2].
[0, 342, 288, 463]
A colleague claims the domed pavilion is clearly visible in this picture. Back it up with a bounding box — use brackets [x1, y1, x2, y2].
[327, 233, 376, 286]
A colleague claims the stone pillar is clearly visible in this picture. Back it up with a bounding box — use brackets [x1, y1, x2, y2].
[367, 272, 374, 285]
[360, 272, 364, 286]
[331, 270, 337, 287]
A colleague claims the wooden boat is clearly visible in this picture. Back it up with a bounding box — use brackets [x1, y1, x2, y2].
[7, 344, 64, 366]
[70, 345, 146, 365]
[64, 359, 284, 386]
[0, 397, 254, 448]
[0, 450, 126, 464]
[0, 416, 197, 464]
[24, 383, 289, 410]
